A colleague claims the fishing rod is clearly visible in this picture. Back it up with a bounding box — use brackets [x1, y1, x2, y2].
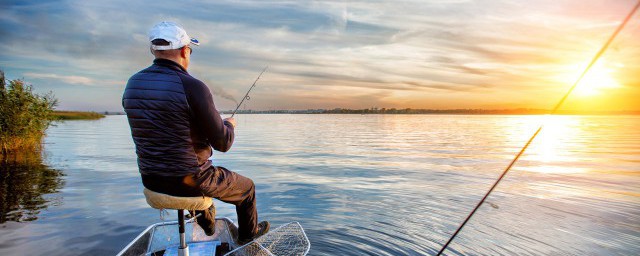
[231, 66, 268, 118]
[436, 1, 640, 255]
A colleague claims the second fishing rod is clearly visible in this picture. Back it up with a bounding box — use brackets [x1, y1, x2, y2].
[436, 1, 640, 255]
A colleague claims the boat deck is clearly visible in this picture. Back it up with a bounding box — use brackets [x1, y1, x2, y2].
[117, 217, 239, 256]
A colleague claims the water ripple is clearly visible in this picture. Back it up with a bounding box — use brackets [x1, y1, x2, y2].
[1, 115, 639, 255]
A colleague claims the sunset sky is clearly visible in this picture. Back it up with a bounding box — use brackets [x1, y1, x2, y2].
[1, 0, 639, 112]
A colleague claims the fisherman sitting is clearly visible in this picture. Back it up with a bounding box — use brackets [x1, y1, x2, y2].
[122, 21, 269, 244]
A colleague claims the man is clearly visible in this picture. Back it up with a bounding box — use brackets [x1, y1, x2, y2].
[122, 21, 269, 244]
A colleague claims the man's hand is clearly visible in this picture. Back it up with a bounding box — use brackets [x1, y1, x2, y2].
[223, 117, 236, 128]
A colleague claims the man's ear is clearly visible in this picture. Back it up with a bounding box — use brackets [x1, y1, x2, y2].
[181, 47, 189, 58]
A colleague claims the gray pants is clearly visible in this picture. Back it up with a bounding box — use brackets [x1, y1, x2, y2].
[194, 166, 258, 240]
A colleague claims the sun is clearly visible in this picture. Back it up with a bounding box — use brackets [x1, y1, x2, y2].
[572, 61, 621, 97]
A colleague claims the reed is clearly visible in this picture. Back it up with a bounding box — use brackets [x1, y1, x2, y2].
[0, 70, 57, 154]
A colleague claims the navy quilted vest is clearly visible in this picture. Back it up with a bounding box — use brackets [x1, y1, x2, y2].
[122, 62, 199, 177]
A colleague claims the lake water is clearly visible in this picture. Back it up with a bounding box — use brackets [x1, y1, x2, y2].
[0, 114, 639, 255]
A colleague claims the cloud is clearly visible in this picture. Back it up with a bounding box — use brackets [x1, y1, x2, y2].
[24, 72, 95, 85]
[1, 0, 639, 111]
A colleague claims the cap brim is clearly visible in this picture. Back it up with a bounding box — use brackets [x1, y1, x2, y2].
[190, 38, 200, 46]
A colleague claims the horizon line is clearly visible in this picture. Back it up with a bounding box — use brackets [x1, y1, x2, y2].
[60, 108, 640, 115]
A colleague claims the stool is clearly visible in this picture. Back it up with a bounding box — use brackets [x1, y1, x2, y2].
[143, 188, 213, 256]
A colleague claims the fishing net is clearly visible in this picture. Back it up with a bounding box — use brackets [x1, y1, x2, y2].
[224, 222, 310, 256]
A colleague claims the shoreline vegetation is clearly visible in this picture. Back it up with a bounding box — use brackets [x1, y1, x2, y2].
[222, 108, 640, 115]
[1, 70, 56, 155]
[1, 69, 105, 156]
[52, 111, 105, 120]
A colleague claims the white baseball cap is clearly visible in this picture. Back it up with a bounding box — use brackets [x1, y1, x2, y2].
[148, 21, 200, 50]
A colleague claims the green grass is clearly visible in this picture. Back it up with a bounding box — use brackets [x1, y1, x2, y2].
[52, 111, 105, 120]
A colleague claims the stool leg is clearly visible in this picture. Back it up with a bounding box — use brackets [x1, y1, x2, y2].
[178, 209, 189, 256]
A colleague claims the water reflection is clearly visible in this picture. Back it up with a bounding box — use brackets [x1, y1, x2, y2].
[0, 152, 64, 223]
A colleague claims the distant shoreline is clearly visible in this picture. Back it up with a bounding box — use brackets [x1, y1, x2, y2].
[220, 108, 640, 115]
[89, 109, 640, 116]
[53, 111, 105, 120]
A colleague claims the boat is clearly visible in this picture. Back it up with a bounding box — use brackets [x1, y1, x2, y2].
[117, 216, 310, 256]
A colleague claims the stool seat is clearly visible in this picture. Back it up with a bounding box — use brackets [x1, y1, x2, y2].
[143, 188, 213, 211]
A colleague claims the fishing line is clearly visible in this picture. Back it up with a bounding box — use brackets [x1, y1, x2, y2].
[231, 66, 268, 117]
[437, 2, 640, 255]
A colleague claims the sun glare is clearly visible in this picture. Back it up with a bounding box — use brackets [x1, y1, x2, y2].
[515, 116, 587, 175]
[572, 62, 621, 97]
